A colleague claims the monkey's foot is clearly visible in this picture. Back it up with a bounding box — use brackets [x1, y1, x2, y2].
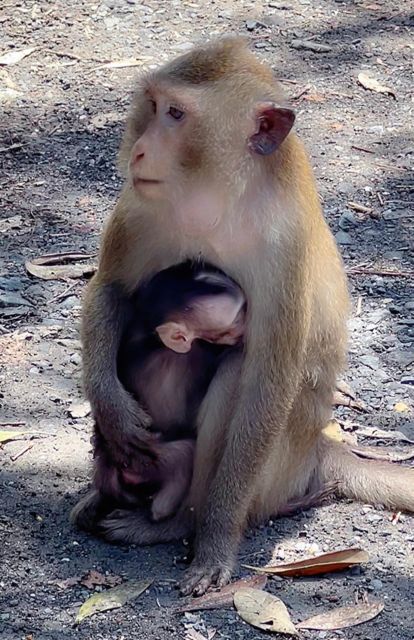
[99, 507, 192, 545]
[180, 562, 233, 596]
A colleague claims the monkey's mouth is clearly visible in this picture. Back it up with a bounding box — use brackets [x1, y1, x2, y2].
[133, 177, 162, 186]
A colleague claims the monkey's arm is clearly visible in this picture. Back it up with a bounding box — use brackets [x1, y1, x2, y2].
[82, 276, 153, 462]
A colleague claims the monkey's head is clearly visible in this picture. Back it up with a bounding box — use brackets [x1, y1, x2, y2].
[120, 38, 295, 213]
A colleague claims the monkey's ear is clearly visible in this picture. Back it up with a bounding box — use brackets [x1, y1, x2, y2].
[249, 103, 295, 156]
[156, 322, 193, 354]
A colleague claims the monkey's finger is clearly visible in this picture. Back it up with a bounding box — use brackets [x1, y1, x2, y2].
[180, 564, 232, 597]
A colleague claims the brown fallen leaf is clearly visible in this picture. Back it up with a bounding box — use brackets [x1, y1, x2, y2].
[80, 570, 122, 589]
[352, 445, 414, 462]
[354, 425, 414, 445]
[26, 252, 96, 281]
[176, 574, 267, 612]
[234, 588, 298, 635]
[357, 73, 396, 99]
[243, 548, 369, 577]
[0, 47, 36, 66]
[51, 576, 81, 590]
[297, 600, 384, 630]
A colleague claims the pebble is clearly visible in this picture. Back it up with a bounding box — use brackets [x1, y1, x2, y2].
[0, 276, 24, 291]
[335, 230, 353, 245]
[401, 375, 414, 385]
[370, 578, 383, 590]
[339, 210, 358, 231]
[0, 292, 33, 307]
[359, 355, 380, 370]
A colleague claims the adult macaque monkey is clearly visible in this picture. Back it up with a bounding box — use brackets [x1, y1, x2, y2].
[72, 38, 414, 596]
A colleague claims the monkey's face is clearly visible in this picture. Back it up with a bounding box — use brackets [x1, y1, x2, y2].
[128, 86, 200, 201]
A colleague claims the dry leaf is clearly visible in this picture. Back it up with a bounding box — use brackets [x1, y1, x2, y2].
[176, 575, 267, 612]
[355, 425, 414, 445]
[52, 576, 81, 590]
[80, 570, 122, 589]
[0, 430, 25, 444]
[298, 600, 384, 630]
[93, 57, 153, 71]
[0, 47, 36, 66]
[358, 73, 396, 99]
[234, 588, 298, 635]
[352, 445, 414, 462]
[291, 39, 332, 53]
[243, 548, 369, 577]
[26, 252, 96, 281]
[75, 579, 152, 624]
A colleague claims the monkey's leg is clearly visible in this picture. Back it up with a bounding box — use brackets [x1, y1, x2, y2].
[70, 489, 111, 532]
[99, 506, 194, 544]
[180, 352, 243, 595]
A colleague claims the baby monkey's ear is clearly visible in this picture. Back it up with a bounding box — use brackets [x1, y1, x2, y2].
[156, 321, 194, 354]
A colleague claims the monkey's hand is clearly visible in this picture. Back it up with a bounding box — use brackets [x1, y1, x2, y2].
[94, 384, 154, 466]
[180, 555, 234, 596]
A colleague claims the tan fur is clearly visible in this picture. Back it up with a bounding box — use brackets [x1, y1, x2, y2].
[73, 38, 414, 596]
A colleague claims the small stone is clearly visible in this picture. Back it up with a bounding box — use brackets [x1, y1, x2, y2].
[59, 295, 79, 309]
[68, 401, 91, 419]
[335, 230, 353, 245]
[405, 301, 414, 312]
[401, 375, 414, 386]
[359, 354, 380, 370]
[366, 125, 384, 135]
[339, 211, 358, 230]
[255, 41, 267, 49]
[0, 276, 24, 291]
[371, 578, 383, 590]
[0, 292, 33, 307]
[246, 19, 258, 31]
[70, 352, 82, 366]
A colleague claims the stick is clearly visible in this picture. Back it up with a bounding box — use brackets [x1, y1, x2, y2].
[346, 267, 414, 278]
[48, 281, 79, 304]
[10, 443, 33, 462]
[0, 421, 26, 427]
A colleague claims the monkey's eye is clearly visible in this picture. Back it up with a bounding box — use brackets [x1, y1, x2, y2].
[168, 105, 185, 121]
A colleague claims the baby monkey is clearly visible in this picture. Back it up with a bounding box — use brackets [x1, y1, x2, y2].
[96, 263, 246, 522]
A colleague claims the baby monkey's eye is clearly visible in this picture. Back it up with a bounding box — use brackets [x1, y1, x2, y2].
[168, 105, 185, 121]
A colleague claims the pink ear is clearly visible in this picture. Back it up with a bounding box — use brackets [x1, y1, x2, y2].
[156, 322, 193, 354]
[249, 103, 295, 156]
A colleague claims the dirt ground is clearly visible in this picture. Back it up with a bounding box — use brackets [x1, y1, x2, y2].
[1, 1, 413, 638]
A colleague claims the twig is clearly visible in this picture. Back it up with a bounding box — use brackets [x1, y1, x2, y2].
[293, 85, 311, 100]
[48, 281, 79, 304]
[0, 421, 26, 427]
[351, 145, 375, 154]
[10, 443, 33, 462]
[43, 48, 107, 64]
[377, 192, 384, 205]
[0, 143, 24, 153]
[356, 295, 363, 316]
[348, 201, 372, 214]
[346, 267, 414, 277]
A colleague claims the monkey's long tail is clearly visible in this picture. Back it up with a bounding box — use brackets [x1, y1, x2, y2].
[320, 438, 414, 513]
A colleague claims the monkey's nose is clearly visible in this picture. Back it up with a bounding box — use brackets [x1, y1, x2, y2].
[132, 150, 145, 165]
